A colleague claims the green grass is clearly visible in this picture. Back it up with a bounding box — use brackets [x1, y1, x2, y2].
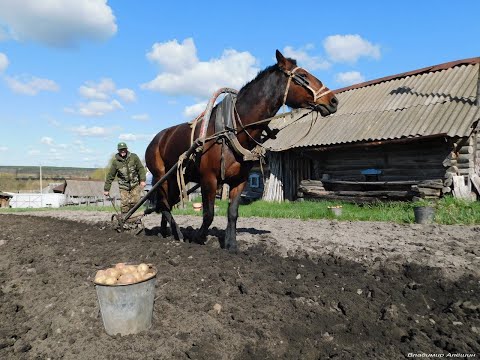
[172, 196, 480, 225]
[2, 196, 479, 225]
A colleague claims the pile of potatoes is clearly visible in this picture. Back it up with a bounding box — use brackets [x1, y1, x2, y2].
[94, 263, 156, 285]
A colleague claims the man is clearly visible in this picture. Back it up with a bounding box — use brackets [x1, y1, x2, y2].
[104, 142, 146, 214]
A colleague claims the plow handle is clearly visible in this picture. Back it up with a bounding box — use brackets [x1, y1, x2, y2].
[121, 139, 202, 222]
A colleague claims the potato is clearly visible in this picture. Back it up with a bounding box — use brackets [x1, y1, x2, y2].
[132, 271, 143, 282]
[95, 274, 107, 284]
[137, 263, 149, 274]
[118, 273, 136, 285]
[94, 264, 155, 285]
[104, 276, 117, 285]
[105, 268, 120, 279]
[115, 262, 126, 270]
[123, 265, 137, 274]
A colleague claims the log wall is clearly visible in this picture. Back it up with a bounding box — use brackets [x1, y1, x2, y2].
[264, 134, 479, 202]
[309, 138, 453, 182]
[263, 152, 311, 202]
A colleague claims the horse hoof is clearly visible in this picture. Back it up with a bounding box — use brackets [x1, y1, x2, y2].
[226, 244, 238, 253]
[174, 233, 184, 242]
[193, 238, 206, 245]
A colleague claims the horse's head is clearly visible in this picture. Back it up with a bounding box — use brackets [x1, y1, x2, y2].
[276, 50, 338, 116]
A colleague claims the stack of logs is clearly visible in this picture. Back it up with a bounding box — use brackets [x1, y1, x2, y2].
[410, 179, 444, 200]
[297, 179, 447, 203]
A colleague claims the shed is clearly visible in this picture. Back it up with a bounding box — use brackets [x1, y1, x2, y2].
[55, 179, 120, 205]
[263, 57, 480, 202]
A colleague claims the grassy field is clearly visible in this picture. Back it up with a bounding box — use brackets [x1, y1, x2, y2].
[1, 196, 479, 225]
[0, 166, 103, 192]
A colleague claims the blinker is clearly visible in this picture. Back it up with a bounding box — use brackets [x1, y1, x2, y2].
[292, 74, 310, 87]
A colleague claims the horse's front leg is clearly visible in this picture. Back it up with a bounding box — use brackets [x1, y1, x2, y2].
[193, 175, 217, 244]
[224, 181, 247, 252]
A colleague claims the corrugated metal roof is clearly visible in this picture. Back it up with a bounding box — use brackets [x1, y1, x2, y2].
[265, 58, 480, 151]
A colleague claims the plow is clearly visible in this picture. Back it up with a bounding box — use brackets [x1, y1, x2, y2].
[109, 139, 203, 235]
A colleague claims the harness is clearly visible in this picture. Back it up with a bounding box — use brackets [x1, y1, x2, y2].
[177, 66, 330, 205]
[281, 66, 332, 110]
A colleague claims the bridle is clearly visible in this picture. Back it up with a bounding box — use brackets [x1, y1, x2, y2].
[281, 66, 332, 107]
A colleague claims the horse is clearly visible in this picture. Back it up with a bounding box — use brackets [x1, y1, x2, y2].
[145, 50, 338, 251]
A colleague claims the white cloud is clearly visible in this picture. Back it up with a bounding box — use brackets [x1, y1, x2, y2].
[142, 38, 259, 98]
[0, 146, 8, 152]
[79, 78, 115, 100]
[77, 99, 123, 117]
[0, 27, 9, 41]
[116, 88, 136, 102]
[4, 75, 59, 95]
[46, 153, 65, 161]
[183, 102, 207, 118]
[335, 71, 365, 86]
[118, 133, 155, 141]
[131, 113, 150, 121]
[0, 52, 8, 72]
[282, 45, 331, 70]
[324, 34, 381, 63]
[48, 118, 61, 127]
[78, 146, 93, 154]
[74, 78, 134, 116]
[71, 125, 113, 137]
[146, 38, 198, 73]
[28, 149, 40, 156]
[0, 0, 117, 47]
[40, 136, 54, 145]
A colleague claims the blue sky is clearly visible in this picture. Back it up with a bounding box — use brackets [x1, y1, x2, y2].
[0, 0, 479, 168]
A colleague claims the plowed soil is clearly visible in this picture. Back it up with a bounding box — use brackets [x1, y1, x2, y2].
[1, 211, 479, 359]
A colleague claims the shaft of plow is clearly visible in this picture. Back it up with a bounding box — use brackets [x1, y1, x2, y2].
[122, 140, 202, 223]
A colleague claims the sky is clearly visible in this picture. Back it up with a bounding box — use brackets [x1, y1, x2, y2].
[0, 0, 479, 168]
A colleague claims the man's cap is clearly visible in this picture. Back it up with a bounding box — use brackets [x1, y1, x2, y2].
[117, 142, 128, 150]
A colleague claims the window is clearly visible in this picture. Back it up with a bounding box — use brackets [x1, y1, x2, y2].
[249, 173, 260, 188]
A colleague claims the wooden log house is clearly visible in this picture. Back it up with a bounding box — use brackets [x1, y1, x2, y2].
[263, 57, 480, 202]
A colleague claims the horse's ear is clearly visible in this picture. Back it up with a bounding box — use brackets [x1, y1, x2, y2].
[276, 49, 287, 70]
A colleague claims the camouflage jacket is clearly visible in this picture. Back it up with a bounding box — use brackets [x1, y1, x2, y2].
[104, 152, 146, 191]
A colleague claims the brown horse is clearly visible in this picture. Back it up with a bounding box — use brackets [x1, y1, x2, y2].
[145, 50, 337, 251]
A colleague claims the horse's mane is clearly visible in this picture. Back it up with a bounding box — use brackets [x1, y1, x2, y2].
[238, 57, 298, 96]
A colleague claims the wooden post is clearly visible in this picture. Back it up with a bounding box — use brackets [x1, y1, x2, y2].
[221, 184, 230, 200]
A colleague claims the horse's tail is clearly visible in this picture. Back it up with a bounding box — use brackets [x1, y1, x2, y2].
[145, 130, 169, 211]
[145, 124, 193, 210]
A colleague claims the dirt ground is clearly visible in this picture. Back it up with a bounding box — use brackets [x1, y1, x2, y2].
[1, 210, 479, 359]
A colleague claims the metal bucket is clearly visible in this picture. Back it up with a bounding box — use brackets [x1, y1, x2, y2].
[413, 206, 435, 224]
[95, 272, 156, 336]
[328, 206, 343, 216]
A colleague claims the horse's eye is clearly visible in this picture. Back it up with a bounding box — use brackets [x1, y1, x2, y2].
[299, 73, 308, 78]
